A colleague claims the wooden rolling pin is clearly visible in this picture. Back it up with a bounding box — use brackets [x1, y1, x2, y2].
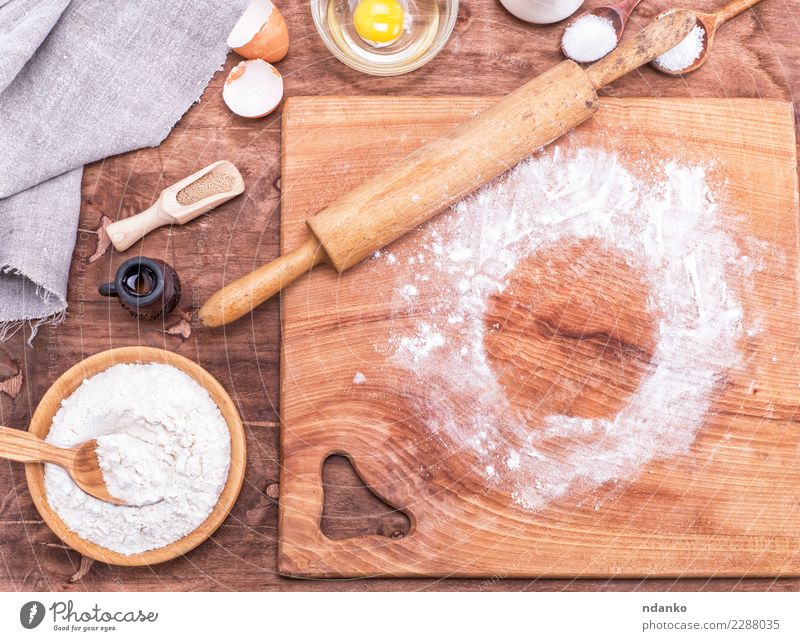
[199, 10, 696, 328]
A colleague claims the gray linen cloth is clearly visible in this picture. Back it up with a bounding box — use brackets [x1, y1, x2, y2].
[0, 0, 247, 340]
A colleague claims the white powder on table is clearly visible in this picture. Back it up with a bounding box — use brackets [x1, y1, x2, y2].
[376, 147, 760, 512]
[654, 25, 705, 72]
[44, 363, 231, 555]
[562, 14, 618, 63]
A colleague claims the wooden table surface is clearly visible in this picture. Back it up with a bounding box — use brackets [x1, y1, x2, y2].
[1, 0, 798, 592]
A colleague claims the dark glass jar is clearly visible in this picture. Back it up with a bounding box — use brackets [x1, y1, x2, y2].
[99, 257, 181, 320]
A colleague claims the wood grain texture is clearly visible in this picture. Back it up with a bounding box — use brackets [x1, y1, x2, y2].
[279, 96, 799, 578]
[0, 0, 798, 591]
[0, 426, 77, 468]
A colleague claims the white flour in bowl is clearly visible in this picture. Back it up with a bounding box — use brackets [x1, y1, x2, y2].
[44, 362, 231, 555]
[95, 433, 173, 507]
[374, 147, 761, 511]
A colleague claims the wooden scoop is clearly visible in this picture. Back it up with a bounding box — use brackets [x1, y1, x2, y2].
[106, 160, 245, 252]
[198, 10, 697, 328]
[0, 425, 125, 505]
[651, 0, 764, 75]
[561, 0, 644, 60]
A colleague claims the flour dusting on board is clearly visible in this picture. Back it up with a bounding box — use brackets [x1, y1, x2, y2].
[373, 147, 760, 511]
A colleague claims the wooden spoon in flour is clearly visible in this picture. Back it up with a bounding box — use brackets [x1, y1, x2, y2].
[0, 425, 126, 505]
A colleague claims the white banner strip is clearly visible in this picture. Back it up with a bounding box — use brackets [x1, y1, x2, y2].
[1, 591, 798, 640]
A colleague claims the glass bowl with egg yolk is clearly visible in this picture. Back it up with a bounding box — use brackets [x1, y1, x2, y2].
[311, 0, 459, 75]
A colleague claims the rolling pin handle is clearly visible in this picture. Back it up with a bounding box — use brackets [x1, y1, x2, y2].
[198, 236, 326, 328]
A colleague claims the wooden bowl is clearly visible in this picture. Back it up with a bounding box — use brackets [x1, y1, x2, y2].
[24, 346, 246, 566]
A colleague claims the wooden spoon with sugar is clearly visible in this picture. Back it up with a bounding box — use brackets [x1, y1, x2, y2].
[651, 0, 764, 75]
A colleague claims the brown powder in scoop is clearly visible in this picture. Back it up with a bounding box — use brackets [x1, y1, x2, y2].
[176, 172, 234, 205]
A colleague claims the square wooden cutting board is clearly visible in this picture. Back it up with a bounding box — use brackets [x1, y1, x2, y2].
[278, 96, 799, 578]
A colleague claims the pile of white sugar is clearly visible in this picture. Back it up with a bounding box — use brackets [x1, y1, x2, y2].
[44, 363, 231, 555]
[654, 25, 705, 72]
[562, 14, 617, 63]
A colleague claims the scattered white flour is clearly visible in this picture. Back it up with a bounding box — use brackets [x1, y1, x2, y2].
[45, 363, 231, 555]
[353, 371, 368, 384]
[95, 433, 172, 506]
[562, 14, 618, 63]
[654, 25, 705, 72]
[377, 147, 758, 511]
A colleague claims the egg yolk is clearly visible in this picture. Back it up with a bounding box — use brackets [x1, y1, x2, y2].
[353, 0, 404, 45]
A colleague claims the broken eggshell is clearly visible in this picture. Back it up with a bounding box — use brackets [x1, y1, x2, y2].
[223, 59, 284, 119]
[227, 0, 289, 62]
